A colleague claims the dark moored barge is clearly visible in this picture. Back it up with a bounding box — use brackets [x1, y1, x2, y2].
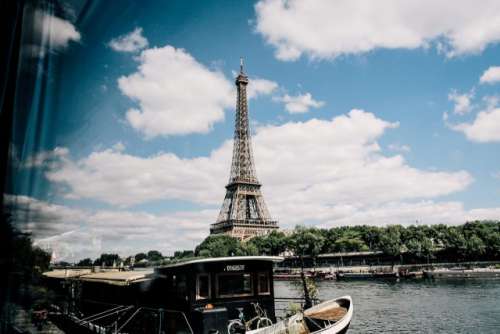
[44, 256, 353, 333]
[44, 256, 281, 333]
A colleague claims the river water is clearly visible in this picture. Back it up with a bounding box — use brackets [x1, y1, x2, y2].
[274, 279, 500, 333]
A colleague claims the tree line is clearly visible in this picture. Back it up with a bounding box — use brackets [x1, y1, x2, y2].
[192, 220, 500, 263]
[75, 220, 500, 267]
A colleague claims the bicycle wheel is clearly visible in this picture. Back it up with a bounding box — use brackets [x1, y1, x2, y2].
[227, 320, 245, 334]
[257, 317, 273, 329]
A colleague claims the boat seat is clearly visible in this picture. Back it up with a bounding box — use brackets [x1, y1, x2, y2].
[305, 306, 347, 321]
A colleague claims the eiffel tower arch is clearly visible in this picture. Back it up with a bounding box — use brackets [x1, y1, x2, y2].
[210, 60, 278, 240]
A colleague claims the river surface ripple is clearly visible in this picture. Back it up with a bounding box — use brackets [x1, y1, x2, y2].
[274, 279, 500, 333]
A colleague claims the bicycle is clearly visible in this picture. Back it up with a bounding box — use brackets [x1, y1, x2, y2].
[227, 302, 273, 333]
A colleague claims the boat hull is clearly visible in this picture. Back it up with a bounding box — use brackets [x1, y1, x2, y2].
[248, 296, 353, 334]
[424, 269, 500, 279]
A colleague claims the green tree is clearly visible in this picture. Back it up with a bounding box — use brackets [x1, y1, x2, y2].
[134, 252, 147, 262]
[147, 250, 163, 262]
[377, 225, 403, 265]
[94, 253, 121, 266]
[173, 250, 195, 259]
[195, 235, 246, 257]
[333, 230, 369, 252]
[289, 226, 325, 258]
[288, 226, 325, 309]
[247, 230, 288, 255]
[77, 258, 93, 266]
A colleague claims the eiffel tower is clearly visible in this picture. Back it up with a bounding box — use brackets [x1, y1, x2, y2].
[210, 60, 278, 240]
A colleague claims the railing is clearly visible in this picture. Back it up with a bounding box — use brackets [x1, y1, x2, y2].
[58, 303, 193, 334]
[211, 220, 279, 229]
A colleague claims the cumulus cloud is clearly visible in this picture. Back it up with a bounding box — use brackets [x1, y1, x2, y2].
[388, 143, 411, 153]
[480, 66, 500, 84]
[118, 46, 234, 138]
[450, 108, 500, 142]
[5, 194, 215, 261]
[448, 89, 474, 115]
[44, 143, 229, 206]
[39, 110, 472, 214]
[22, 147, 69, 168]
[108, 27, 149, 53]
[18, 111, 500, 259]
[4, 194, 84, 239]
[247, 78, 279, 99]
[27, 9, 80, 57]
[276, 92, 325, 113]
[254, 0, 500, 61]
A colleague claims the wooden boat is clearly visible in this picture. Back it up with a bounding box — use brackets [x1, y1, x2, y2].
[248, 296, 353, 334]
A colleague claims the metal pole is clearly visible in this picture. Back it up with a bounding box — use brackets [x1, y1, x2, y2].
[158, 308, 163, 334]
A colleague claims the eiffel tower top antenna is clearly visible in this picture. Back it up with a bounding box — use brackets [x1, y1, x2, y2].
[240, 57, 244, 73]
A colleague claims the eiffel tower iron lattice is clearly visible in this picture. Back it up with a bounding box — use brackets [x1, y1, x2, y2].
[210, 60, 278, 240]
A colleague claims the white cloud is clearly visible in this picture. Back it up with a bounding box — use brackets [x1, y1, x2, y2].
[4, 194, 84, 239]
[18, 111, 498, 259]
[112, 142, 126, 152]
[5, 194, 215, 261]
[108, 27, 149, 53]
[450, 108, 500, 142]
[480, 66, 500, 84]
[277, 92, 325, 113]
[247, 78, 279, 99]
[388, 143, 411, 153]
[22, 147, 69, 168]
[448, 89, 474, 115]
[118, 46, 234, 138]
[41, 110, 472, 214]
[29, 10, 80, 57]
[254, 0, 500, 61]
[43, 143, 229, 206]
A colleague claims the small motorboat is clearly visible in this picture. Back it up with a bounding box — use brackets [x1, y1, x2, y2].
[248, 296, 353, 334]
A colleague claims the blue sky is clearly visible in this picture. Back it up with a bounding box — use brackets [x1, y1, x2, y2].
[8, 0, 500, 261]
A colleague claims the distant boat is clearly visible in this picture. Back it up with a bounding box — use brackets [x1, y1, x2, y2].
[336, 271, 398, 280]
[424, 267, 500, 279]
[248, 296, 353, 334]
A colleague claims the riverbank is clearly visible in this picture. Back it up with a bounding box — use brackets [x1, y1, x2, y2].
[274, 260, 500, 280]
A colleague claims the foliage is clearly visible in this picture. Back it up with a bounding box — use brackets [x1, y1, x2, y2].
[247, 230, 288, 255]
[1, 213, 53, 313]
[134, 252, 147, 262]
[289, 226, 325, 258]
[194, 234, 248, 257]
[285, 302, 302, 317]
[77, 258, 93, 266]
[147, 250, 163, 261]
[93, 253, 121, 266]
[75, 220, 500, 266]
[173, 250, 194, 259]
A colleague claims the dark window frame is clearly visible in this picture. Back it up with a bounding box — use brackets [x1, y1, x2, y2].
[196, 273, 211, 300]
[257, 271, 270, 295]
[215, 272, 254, 298]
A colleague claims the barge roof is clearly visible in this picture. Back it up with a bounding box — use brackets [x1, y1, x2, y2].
[157, 256, 283, 269]
[43, 269, 154, 286]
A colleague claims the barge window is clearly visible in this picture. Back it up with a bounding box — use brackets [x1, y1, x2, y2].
[196, 274, 211, 300]
[257, 272, 270, 295]
[216, 273, 253, 298]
